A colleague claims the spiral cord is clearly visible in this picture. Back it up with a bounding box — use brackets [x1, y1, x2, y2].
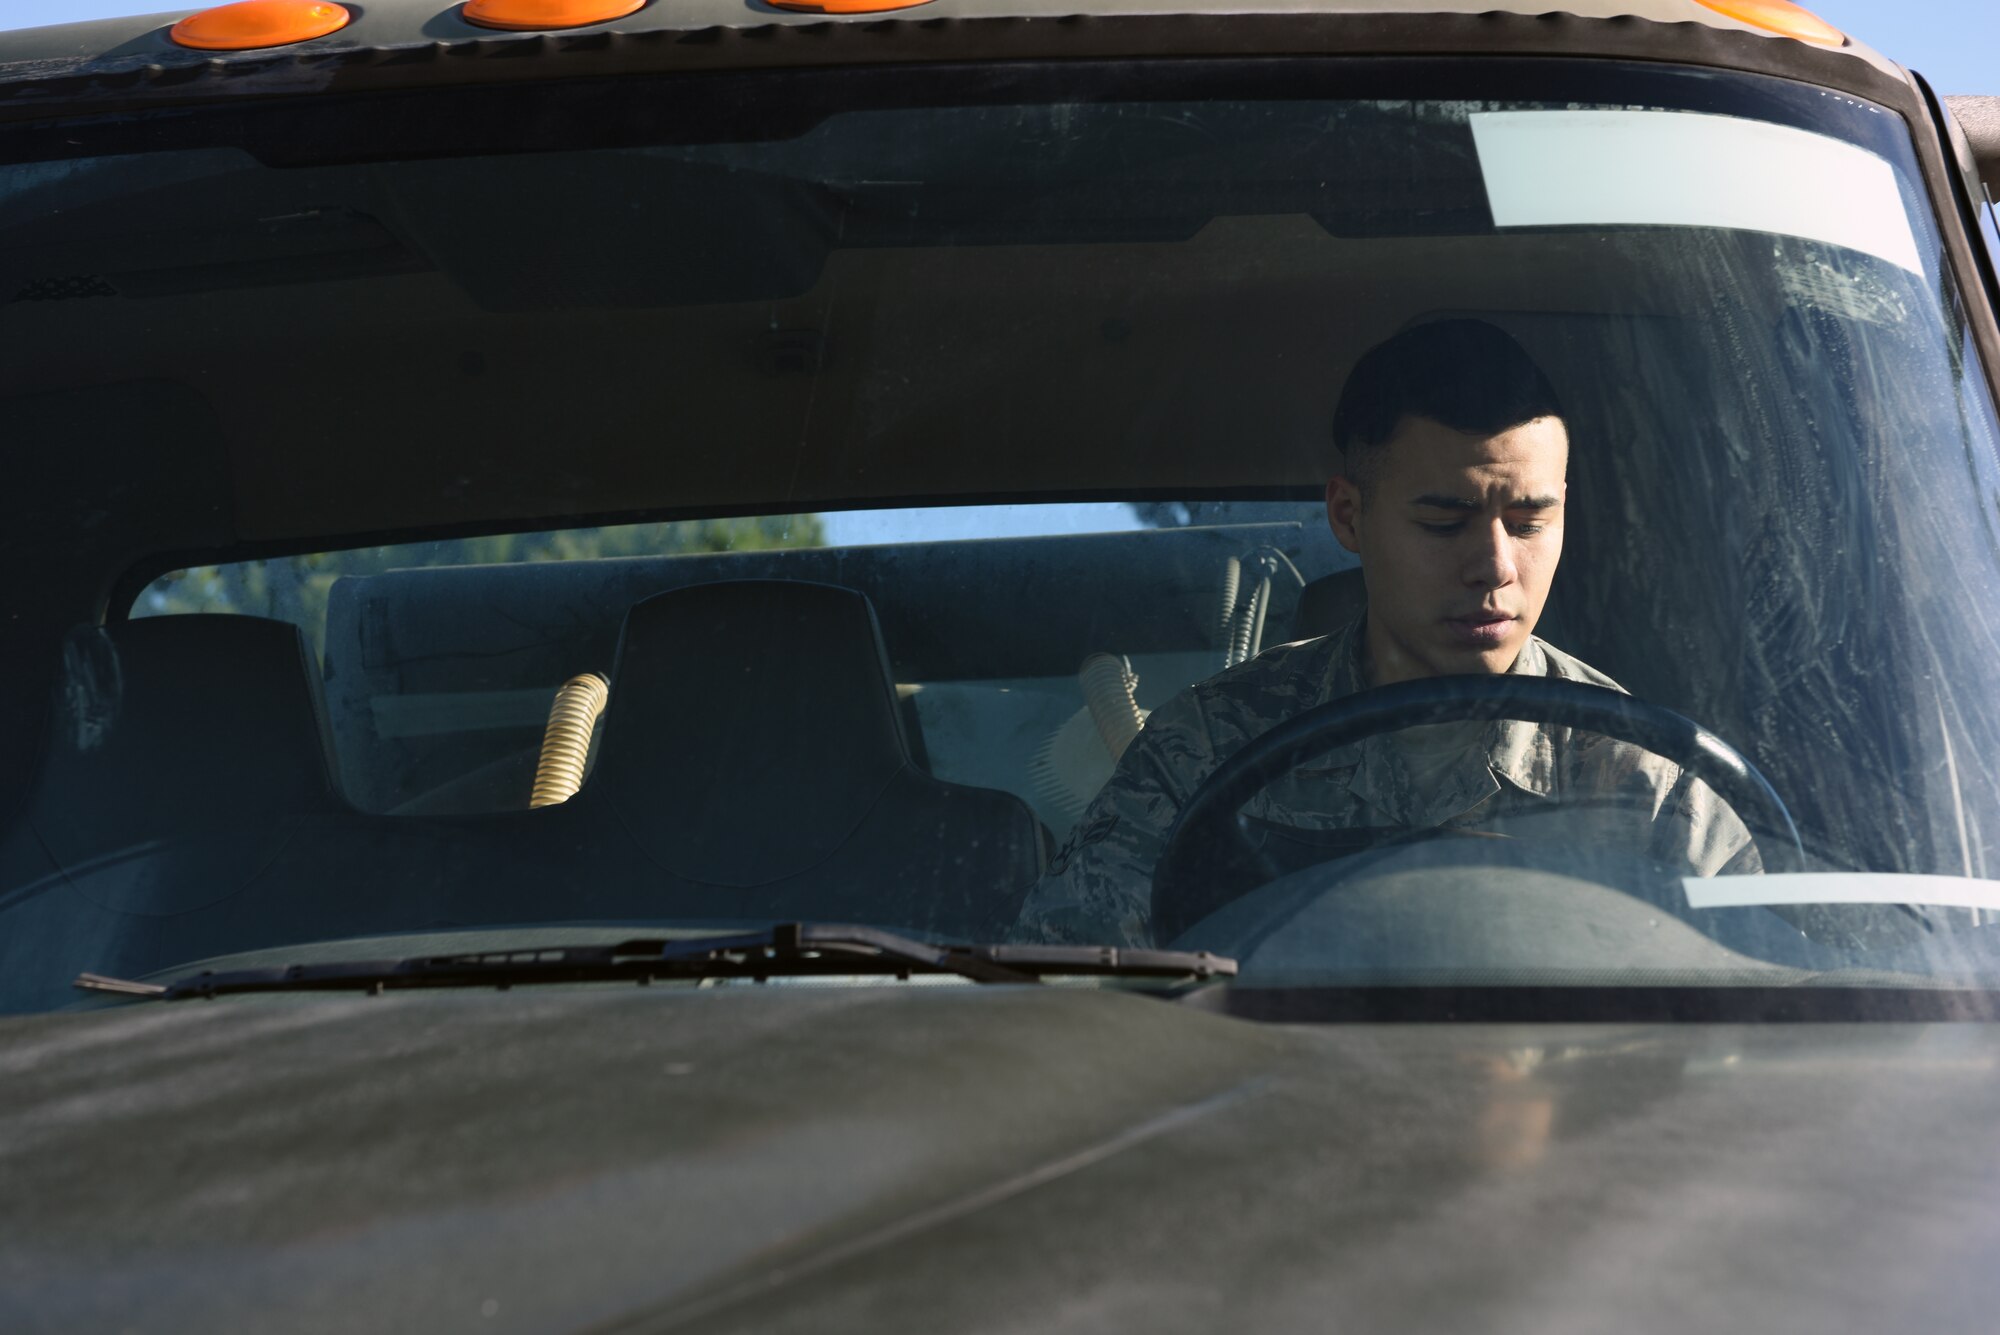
[1078, 652, 1146, 760]
[528, 672, 611, 808]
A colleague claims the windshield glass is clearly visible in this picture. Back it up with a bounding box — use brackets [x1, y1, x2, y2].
[7, 58, 2000, 1011]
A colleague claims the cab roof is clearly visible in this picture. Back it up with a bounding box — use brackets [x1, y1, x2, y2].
[0, 0, 1914, 123]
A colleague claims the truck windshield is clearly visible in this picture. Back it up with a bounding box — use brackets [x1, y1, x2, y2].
[6, 58, 2000, 1011]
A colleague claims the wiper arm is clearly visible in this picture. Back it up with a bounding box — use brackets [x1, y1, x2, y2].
[74, 922, 1236, 1002]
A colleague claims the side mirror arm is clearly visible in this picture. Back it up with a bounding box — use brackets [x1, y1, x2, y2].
[1944, 95, 2000, 204]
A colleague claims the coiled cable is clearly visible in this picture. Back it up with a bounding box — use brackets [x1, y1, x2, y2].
[1225, 560, 1273, 668]
[529, 672, 610, 808]
[1219, 547, 1307, 668]
[1078, 653, 1145, 760]
[1215, 556, 1242, 671]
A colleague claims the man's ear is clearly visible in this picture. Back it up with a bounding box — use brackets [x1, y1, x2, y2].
[1326, 475, 1364, 554]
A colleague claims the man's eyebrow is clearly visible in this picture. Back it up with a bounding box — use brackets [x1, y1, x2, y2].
[1407, 493, 1563, 512]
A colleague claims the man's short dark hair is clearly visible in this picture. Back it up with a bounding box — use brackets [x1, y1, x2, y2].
[1332, 319, 1564, 494]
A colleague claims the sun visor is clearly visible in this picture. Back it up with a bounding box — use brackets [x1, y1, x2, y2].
[383, 155, 835, 312]
[2, 379, 235, 573]
[1471, 109, 1924, 275]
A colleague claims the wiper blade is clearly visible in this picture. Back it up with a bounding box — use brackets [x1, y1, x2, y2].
[74, 922, 1236, 1002]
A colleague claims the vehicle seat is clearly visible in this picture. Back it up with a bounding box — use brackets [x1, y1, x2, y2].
[0, 612, 351, 1012]
[1291, 566, 1368, 641]
[569, 579, 1048, 938]
[20, 616, 343, 873]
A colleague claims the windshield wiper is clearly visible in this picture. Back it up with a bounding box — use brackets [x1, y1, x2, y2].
[73, 922, 1236, 1002]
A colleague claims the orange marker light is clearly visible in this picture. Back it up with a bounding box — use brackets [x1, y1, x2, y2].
[1693, 0, 1846, 47]
[461, 0, 648, 30]
[768, 0, 936, 12]
[169, 0, 351, 50]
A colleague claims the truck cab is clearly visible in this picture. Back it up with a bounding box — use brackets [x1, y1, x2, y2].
[5, 2, 2000, 1330]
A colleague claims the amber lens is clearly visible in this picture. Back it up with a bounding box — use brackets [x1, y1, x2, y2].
[169, 0, 352, 50]
[461, 0, 649, 30]
[1693, 0, 1846, 47]
[768, 0, 937, 12]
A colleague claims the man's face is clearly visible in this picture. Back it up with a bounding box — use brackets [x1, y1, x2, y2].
[1325, 413, 1568, 685]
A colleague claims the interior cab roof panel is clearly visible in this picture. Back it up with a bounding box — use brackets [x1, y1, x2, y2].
[0, 1, 1914, 123]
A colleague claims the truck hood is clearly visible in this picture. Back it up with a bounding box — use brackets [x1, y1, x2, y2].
[4, 984, 1999, 1333]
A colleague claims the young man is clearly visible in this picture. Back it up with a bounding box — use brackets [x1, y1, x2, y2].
[1015, 319, 1757, 947]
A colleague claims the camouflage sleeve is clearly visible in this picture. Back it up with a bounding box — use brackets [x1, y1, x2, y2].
[1011, 687, 1219, 948]
[1557, 734, 1762, 876]
[1649, 768, 1764, 877]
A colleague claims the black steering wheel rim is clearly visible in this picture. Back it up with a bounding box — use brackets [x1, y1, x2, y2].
[1150, 676, 1804, 943]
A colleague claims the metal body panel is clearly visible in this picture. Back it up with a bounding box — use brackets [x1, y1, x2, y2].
[3, 986, 1997, 1333]
[1947, 95, 2000, 198]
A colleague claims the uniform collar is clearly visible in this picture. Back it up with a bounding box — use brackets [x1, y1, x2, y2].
[1310, 614, 1557, 822]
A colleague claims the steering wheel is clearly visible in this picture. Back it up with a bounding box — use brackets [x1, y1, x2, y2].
[1150, 676, 1804, 943]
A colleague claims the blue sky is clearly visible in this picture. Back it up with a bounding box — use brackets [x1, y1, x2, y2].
[2, 1, 1997, 93]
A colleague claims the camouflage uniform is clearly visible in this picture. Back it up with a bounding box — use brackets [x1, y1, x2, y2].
[1015, 615, 1758, 946]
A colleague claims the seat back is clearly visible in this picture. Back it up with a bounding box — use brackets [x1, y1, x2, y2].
[1292, 566, 1368, 642]
[29, 615, 343, 863]
[574, 580, 1046, 933]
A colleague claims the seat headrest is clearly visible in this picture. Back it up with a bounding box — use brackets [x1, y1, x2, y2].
[588, 580, 913, 885]
[33, 615, 342, 859]
[1293, 566, 1368, 642]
